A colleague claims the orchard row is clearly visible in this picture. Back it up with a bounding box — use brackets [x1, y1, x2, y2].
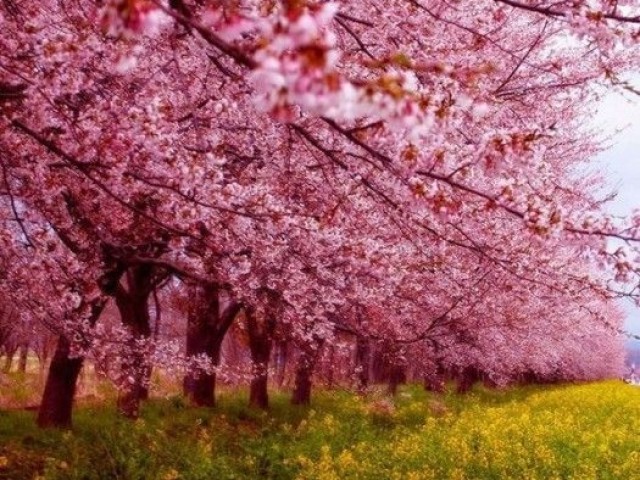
[1, 0, 639, 427]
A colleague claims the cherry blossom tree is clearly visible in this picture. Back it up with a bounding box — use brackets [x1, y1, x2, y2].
[1, 0, 640, 427]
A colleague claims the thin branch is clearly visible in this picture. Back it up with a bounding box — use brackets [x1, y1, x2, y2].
[0, 157, 34, 248]
[158, 1, 257, 69]
[495, 0, 640, 23]
[12, 119, 195, 240]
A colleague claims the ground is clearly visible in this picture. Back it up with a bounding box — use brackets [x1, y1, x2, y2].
[0, 381, 639, 479]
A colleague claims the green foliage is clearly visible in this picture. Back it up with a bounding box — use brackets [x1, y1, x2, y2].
[0, 382, 639, 479]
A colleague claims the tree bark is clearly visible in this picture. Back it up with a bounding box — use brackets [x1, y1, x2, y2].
[2, 347, 15, 372]
[249, 369, 269, 409]
[183, 341, 222, 407]
[115, 265, 156, 418]
[456, 367, 479, 394]
[354, 336, 371, 392]
[371, 349, 386, 384]
[387, 364, 406, 396]
[183, 283, 240, 407]
[246, 308, 275, 410]
[17, 343, 28, 373]
[291, 342, 324, 406]
[291, 362, 313, 405]
[36, 273, 111, 429]
[37, 336, 83, 428]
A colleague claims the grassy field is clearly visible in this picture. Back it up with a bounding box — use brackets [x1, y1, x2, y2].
[0, 381, 639, 479]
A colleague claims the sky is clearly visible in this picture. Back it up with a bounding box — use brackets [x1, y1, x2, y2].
[593, 85, 640, 340]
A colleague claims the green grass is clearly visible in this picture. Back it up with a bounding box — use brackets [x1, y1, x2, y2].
[1, 382, 639, 479]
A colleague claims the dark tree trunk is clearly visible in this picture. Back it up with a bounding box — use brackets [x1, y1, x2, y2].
[37, 349, 48, 373]
[354, 336, 371, 392]
[521, 370, 538, 385]
[291, 343, 323, 406]
[38, 300, 105, 428]
[371, 349, 386, 384]
[17, 343, 28, 373]
[388, 364, 405, 396]
[37, 336, 83, 428]
[115, 266, 156, 419]
[246, 308, 275, 410]
[249, 372, 269, 409]
[36, 286, 109, 428]
[117, 383, 147, 418]
[183, 341, 222, 408]
[456, 367, 479, 394]
[184, 369, 217, 407]
[291, 363, 313, 405]
[183, 284, 240, 407]
[2, 347, 16, 372]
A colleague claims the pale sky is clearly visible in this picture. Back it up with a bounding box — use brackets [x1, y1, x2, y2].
[593, 86, 640, 340]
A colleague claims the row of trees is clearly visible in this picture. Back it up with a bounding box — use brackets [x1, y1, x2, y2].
[1, 0, 639, 427]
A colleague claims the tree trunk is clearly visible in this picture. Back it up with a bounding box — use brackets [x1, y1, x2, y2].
[246, 308, 274, 410]
[183, 342, 221, 407]
[354, 336, 371, 392]
[2, 348, 15, 372]
[182, 283, 240, 407]
[17, 343, 28, 373]
[249, 370, 269, 409]
[185, 370, 217, 407]
[36, 295, 107, 428]
[291, 362, 313, 405]
[115, 266, 155, 419]
[291, 343, 324, 406]
[117, 382, 148, 418]
[387, 364, 405, 396]
[37, 336, 84, 428]
[371, 349, 386, 384]
[456, 367, 478, 394]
